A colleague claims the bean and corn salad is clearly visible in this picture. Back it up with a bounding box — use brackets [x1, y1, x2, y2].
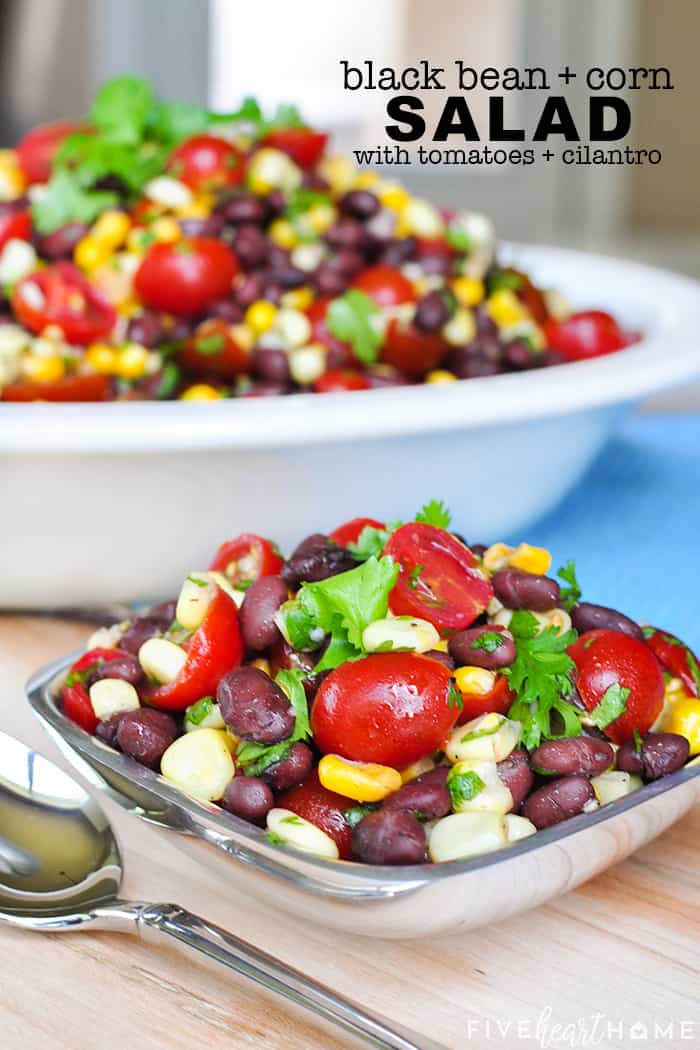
[59, 501, 700, 865]
[0, 76, 638, 402]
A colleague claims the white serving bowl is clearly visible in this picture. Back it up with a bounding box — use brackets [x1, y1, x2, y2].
[3, 244, 700, 607]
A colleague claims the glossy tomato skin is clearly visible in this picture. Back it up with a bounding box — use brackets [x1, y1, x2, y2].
[62, 682, 98, 734]
[382, 319, 447, 377]
[353, 266, 416, 307]
[544, 310, 634, 363]
[167, 135, 245, 191]
[385, 523, 493, 633]
[276, 769, 353, 859]
[177, 318, 250, 379]
[15, 121, 85, 183]
[1, 374, 111, 402]
[209, 533, 283, 584]
[457, 674, 512, 725]
[263, 128, 328, 169]
[644, 628, 700, 698]
[313, 369, 369, 394]
[12, 263, 116, 344]
[311, 652, 457, 768]
[134, 238, 239, 316]
[568, 629, 665, 744]
[329, 517, 385, 547]
[0, 210, 31, 251]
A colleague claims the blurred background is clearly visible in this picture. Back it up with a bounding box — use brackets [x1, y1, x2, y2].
[0, 0, 696, 404]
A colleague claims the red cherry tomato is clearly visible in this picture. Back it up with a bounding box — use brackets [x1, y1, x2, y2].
[0, 209, 31, 251]
[69, 647, 124, 676]
[306, 297, 351, 362]
[352, 266, 416, 307]
[177, 319, 250, 379]
[311, 652, 457, 767]
[62, 683, 98, 734]
[544, 310, 634, 362]
[415, 237, 455, 260]
[384, 523, 493, 633]
[276, 769, 353, 859]
[1, 374, 111, 402]
[644, 628, 700, 698]
[313, 369, 369, 394]
[12, 262, 116, 344]
[209, 533, 283, 586]
[167, 135, 246, 191]
[15, 121, 85, 183]
[329, 517, 385, 548]
[146, 588, 243, 710]
[262, 128, 328, 170]
[568, 629, 665, 744]
[134, 238, 239, 317]
[382, 318, 447, 377]
[457, 674, 513, 725]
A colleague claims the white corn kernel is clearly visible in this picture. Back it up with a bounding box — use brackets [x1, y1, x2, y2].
[247, 148, 302, 194]
[288, 343, 326, 385]
[544, 288, 572, 323]
[274, 308, 312, 349]
[184, 699, 226, 733]
[160, 728, 234, 801]
[451, 210, 495, 253]
[482, 543, 513, 574]
[504, 814, 537, 842]
[0, 238, 37, 286]
[442, 308, 476, 347]
[266, 808, 339, 860]
[428, 811, 508, 863]
[592, 770, 643, 805]
[445, 713, 521, 765]
[400, 756, 436, 783]
[88, 678, 140, 722]
[447, 759, 513, 815]
[144, 176, 193, 209]
[362, 616, 440, 655]
[86, 622, 128, 650]
[291, 243, 325, 272]
[0, 323, 31, 355]
[139, 637, 188, 684]
[176, 572, 218, 631]
[403, 198, 444, 238]
[207, 570, 246, 607]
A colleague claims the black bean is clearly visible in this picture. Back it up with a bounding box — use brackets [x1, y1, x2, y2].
[352, 810, 426, 865]
[119, 618, 163, 656]
[325, 218, 368, 252]
[617, 732, 689, 781]
[89, 654, 143, 687]
[95, 714, 125, 746]
[377, 237, 416, 267]
[445, 350, 503, 379]
[217, 666, 295, 743]
[35, 222, 89, 260]
[496, 749, 533, 810]
[302, 670, 329, 703]
[146, 599, 177, 626]
[271, 639, 319, 676]
[313, 264, 350, 297]
[448, 626, 515, 670]
[382, 767, 451, 819]
[424, 649, 455, 671]
[263, 742, 314, 792]
[235, 273, 267, 308]
[221, 775, 274, 825]
[281, 534, 356, 589]
[232, 225, 270, 270]
[166, 317, 194, 343]
[364, 368, 413, 389]
[339, 190, 380, 220]
[243, 380, 290, 398]
[503, 339, 535, 370]
[474, 306, 498, 338]
[115, 709, 178, 768]
[251, 346, 290, 384]
[208, 298, 244, 323]
[179, 214, 225, 238]
[414, 290, 451, 333]
[522, 775, 596, 829]
[239, 575, 288, 652]
[218, 195, 268, 226]
[493, 569, 561, 612]
[265, 190, 287, 216]
[571, 602, 643, 640]
[126, 311, 166, 348]
[418, 252, 451, 277]
[268, 264, 306, 289]
[531, 737, 614, 778]
[333, 248, 366, 275]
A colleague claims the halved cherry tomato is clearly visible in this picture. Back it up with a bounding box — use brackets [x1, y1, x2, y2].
[311, 652, 457, 767]
[262, 128, 328, 170]
[568, 629, 665, 744]
[146, 588, 243, 711]
[352, 266, 416, 307]
[277, 769, 353, 859]
[415, 237, 455, 261]
[457, 674, 512, 725]
[543, 310, 635, 362]
[167, 134, 246, 191]
[306, 297, 351, 362]
[0, 209, 31, 251]
[381, 318, 447, 377]
[68, 647, 124, 676]
[62, 682, 98, 734]
[12, 263, 116, 344]
[209, 533, 283, 586]
[134, 238, 239, 317]
[177, 319, 250, 379]
[644, 628, 700, 698]
[384, 523, 493, 633]
[15, 121, 85, 183]
[313, 369, 369, 394]
[329, 517, 385, 548]
[1, 374, 111, 402]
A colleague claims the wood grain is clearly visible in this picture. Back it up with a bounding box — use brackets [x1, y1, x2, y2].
[1, 615, 699, 1050]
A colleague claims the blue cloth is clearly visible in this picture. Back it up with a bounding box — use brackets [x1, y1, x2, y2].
[506, 414, 699, 641]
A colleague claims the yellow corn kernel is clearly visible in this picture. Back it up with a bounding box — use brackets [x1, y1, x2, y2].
[452, 276, 485, 307]
[318, 154, 356, 195]
[180, 383, 223, 401]
[126, 228, 154, 253]
[245, 299, 277, 335]
[22, 354, 65, 383]
[116, 298, 141, 318]
[442, 308, 476, 347]
[432, 639, 449, 653]
[174, 199, 209, 219]
[353, 171, 380, 190]
[509, 543, 552, 575]
[151, 216, 182, 243]
[85, 342, 117, 374]
[400, 756, 435, 784]
[305, 202, 337, 235]
[268, 218, 298, 249]
[379, 183, 410, 212]
[487, 288, 528, 328]
[0, 150, 27, 199]
[115, 343, 149, 380]
[281, 287, 313, 311]
[318, 754, 402, 802]
[230, 323, 254, 353]
[249, 658, 271, 676]
[91, 209, 131, 246]
[247, 147, 301, 195]
[74, 236, 112, 272]
[454, 666, 497, 698]
[482, 543, 514, 574]
[426, 369, 457, 385]
[664, 697, 700, 755]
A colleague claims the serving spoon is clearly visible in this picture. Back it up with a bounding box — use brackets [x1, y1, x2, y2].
[0, 731, 445, 1050]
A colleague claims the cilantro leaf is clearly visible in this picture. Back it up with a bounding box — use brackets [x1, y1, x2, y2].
[284, 187, 331, 221]
[488, 269, 522, 293]
[446, 770, 485, 809]
[445, 225, 472, 253]
[276, 668, 311, 741]
[414, 499, 452, 530]
[185, 697, 215, 726]
[31, 168, 119, 234]
[344, 803, 379, 828]
[589, 683, 629, 730]
[633, 726, 644, 754]
[298, 555, 399, 652]
[90, 75, 155, 144]
[469, 630, 505, 654]
[148, 100, 211, 144]
[267, 831, 285, 845]
[448, 682, 464, 711]
[327, 290, 382, 365]
[235, 668, 310, 775]
[557, 560, 582, 611]
[347, 521, 400, 562]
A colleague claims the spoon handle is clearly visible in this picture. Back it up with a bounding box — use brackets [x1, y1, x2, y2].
[136, 903, 445, 1050]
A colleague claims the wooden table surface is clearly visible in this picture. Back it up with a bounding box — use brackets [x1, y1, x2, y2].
[2, 616, 700, 1050]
